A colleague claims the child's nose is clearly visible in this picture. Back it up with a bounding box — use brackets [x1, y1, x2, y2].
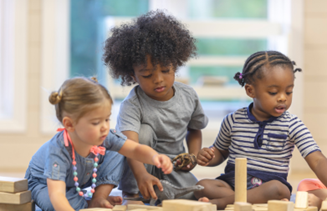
[153, 72, 163, 84]
[101, 122, 109, 132]
[278, 94, 287, 102]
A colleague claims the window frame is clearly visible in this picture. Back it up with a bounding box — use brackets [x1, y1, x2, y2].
[0, 0, 28, 133]
[40, 0, 70, 134]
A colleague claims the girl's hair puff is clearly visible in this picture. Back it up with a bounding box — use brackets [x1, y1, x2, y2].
[234, 50, 302, 87]
[103, 9, 197, 86]
[49, 77, 113, 123]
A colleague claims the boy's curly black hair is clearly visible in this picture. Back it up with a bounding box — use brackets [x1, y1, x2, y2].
[103, 10, 197, 86]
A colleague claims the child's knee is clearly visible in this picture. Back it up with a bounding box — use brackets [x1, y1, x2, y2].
[268, 180, 290, 199]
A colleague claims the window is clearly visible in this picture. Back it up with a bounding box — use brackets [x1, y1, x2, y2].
[39, 0, 301, 133]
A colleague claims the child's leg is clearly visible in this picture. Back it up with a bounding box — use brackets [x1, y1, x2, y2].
[194, 179, 234, 199]
[202, 180, 290, 210]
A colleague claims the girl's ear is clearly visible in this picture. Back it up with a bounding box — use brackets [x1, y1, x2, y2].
[245, 84, 255, 99]
[62, 116, 75, 132]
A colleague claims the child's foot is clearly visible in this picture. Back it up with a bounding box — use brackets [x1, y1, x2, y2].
[107, 196, 123, 206]
[308, 193, 322, 209]
[198, 197, 210, 202]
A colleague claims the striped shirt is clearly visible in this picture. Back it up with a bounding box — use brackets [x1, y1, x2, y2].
[214, 103, 320, 175]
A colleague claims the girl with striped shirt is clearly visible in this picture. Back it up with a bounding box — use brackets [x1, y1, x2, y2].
[194, 51, 327, 210]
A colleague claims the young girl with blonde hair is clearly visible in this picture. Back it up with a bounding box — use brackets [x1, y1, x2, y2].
[25, 77, 172, 211]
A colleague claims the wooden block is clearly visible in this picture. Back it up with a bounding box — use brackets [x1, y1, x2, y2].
[127, 204, 162, 210]
[129, 209, 147, 211]
[321, 200, 327, 211]
[267, 200, 294, 211]
[80, 208, 112, 211]
[113, 205, 127, 211]
[234, 202, 252, 211]
[0, 176, 28, 193]
[252, 204, 267, 208]
[295, 191, 308, 208]
[162, 199, 216, 211]
[307, 206, 318, 211]
[235, 158, 247, 203]
[0, 190, 31, 204]
[225, 204, 234, 210]
[0, 200, 35, 211]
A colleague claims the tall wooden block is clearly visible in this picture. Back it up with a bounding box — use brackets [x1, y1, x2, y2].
[235, 158, 247, 203]
[162, 199, 216, 211]
[0, 200, 35, 211]
[0, 190, 31, 204]
[234, 202, 252, 211]
[0, 176, 28, 193]
[295, 191, 308, 208]
[268, 200, 294, 211]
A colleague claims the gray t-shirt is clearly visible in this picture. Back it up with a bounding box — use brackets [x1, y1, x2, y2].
[116, 82, 208, 157]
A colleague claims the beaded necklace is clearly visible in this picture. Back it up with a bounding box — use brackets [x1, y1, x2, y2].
[57, 128, 105, 198]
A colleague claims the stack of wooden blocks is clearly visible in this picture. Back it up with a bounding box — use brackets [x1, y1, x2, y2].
[0, 176, 34, 211]
[81, 200, 216, 211]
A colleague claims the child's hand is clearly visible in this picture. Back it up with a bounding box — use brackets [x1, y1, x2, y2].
[88, 195, 122, 208]
[136, 173, 163, 200]
[152, 154, 173, 174]
[197, 147, 215, 166]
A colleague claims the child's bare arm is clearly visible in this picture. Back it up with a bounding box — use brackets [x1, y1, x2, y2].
[186, 128, 202, 156]
[47, 179, 74, 211]
[305, 151, 327, 186]
[118, 130, 165, 199]
[197, 146, 228, 166]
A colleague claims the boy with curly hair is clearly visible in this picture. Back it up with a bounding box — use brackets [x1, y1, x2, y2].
[103, 10, 208, 201]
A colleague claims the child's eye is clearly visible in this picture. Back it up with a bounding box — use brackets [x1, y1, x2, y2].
[286, 92, 293, 95]
[92, 122, 100, 126]
[162, 69, 170, 73]
[105, 118, 110, 122]
[269, 92, 277, 95]
[142, 74, 152, 78]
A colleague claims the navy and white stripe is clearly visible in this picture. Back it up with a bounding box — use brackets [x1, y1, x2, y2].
[214, 104, 320, 175]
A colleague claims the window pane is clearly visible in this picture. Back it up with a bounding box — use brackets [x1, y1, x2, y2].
[70, 0, 148, 78]
[188, 0, 267, 19]
[196, 38, 268, 56]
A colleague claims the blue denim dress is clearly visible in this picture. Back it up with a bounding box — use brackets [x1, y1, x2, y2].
[25, 129, 126, 211]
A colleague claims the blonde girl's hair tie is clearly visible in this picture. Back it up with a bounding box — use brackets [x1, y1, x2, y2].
[49, 89, 63, 105]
